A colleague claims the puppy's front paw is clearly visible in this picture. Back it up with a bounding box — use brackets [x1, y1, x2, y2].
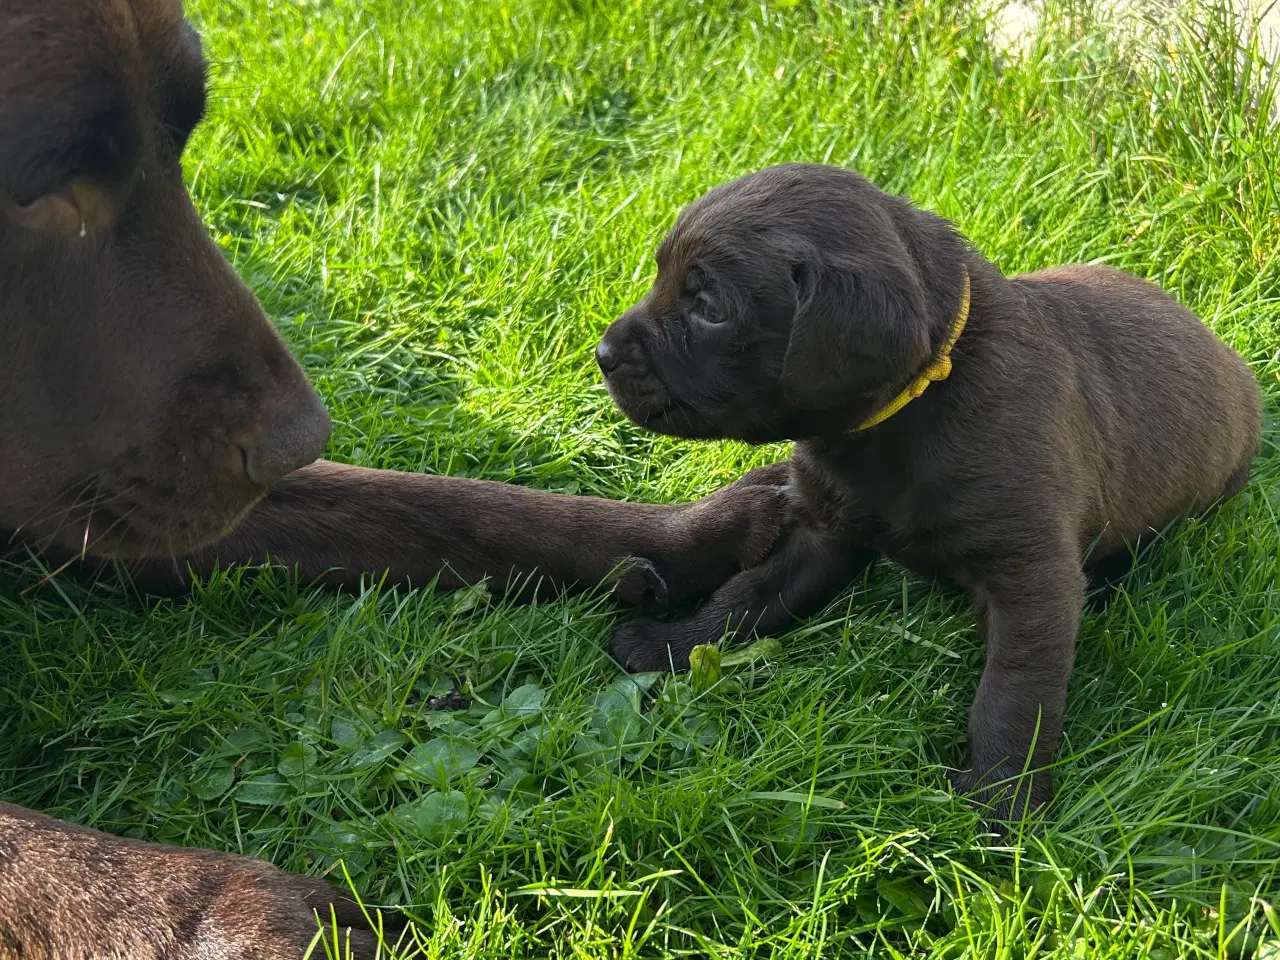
[609, 618, 696, 673]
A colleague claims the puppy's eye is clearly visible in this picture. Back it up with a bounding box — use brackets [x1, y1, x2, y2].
[691, 289, 724, 325]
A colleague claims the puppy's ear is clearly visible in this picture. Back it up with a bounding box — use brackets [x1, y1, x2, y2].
[779, 247, 934, 411]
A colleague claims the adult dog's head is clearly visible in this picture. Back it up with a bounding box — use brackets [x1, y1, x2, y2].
[597, 163, 971, 443]
[0, 0, 330, 558]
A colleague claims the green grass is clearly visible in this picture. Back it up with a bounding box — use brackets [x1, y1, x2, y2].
[4, 0, 1280, 955]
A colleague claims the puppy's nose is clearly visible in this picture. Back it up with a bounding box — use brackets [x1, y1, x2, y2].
[242, 386, 331, 488]
[596, 339, 623, 375]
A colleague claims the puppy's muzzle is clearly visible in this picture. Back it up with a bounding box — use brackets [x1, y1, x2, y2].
[595, 339, 624, 375]
[597, 315, 672, 421]
[596, 326, 646, 377]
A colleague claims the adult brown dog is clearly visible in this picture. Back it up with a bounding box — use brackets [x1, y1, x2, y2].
[598, 163, 1263, 818]
[0, 1, 788, 955]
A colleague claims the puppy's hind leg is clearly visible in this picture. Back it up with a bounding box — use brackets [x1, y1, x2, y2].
[1083, 548, 1135, 612]
[609, 526, 872, 673]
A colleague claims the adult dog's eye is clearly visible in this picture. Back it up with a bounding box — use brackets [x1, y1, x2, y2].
[6, 183, 88, 235]
[4, 176, 124, 237]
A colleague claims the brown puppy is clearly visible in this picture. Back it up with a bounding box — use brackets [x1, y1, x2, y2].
[598, 163, 1263, 816]
[0, 1, 787, 954]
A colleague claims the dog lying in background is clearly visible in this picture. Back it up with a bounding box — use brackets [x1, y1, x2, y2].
[597, 162, 1262, 815]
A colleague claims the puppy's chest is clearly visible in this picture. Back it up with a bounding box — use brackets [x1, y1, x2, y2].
[792, 443, 954, 574]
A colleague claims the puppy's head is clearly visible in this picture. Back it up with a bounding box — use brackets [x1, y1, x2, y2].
[598, 163, 970, 443]
[0, 0, 330, 558]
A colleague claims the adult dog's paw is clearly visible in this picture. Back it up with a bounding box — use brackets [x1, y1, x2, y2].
[699, 462, 795, 567]
[729, 461, 794, 490]
[609, 617, 695, 673]
[654, 461, 794, 605]
[608, 556, 671, 609]
[0, 803, 400, 959]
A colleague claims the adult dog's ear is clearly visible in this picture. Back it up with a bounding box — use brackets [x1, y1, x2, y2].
[779, 244, 934, 412]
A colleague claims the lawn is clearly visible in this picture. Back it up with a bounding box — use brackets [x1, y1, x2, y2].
[3, 0, 1280, 955]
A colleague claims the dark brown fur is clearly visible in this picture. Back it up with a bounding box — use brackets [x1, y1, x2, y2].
[0, 1, 787, 953]
[598, 163, 1263, 818]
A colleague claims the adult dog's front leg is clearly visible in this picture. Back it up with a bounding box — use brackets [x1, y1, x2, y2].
[610, 525, 873, 672]
[952, 553, 1085, 821]
[111, 460, 790, 606]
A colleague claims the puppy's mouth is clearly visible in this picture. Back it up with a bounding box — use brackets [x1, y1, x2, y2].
[602, 373, 725, 440]
[601, 368, 672, 423]
[601, 370, 701, 437]
[633, 401, 696, 437]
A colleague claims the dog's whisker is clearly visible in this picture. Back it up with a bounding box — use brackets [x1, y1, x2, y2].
[14, 476, 101, 542]
[84, 503, 142, 558]
[20, 554, 80, 595]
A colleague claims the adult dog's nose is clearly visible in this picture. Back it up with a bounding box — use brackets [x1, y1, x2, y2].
[242, 386, 331, 488]
[596, 339, 622, 375]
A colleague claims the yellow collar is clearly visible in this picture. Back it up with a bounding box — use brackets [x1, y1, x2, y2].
[856, 266, 971, 431]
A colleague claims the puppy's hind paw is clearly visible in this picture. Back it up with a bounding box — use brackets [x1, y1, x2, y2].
[609, 618, 692, 673]
[948, 766, 1052, 835]
[608, 556, 671, 609]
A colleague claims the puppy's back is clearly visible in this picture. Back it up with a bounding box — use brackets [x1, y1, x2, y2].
[1013, 264, 1261, 546]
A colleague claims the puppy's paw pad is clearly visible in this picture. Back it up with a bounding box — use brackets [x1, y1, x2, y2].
[609, 619, 687, 673]
[609, 556, 670, 608]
